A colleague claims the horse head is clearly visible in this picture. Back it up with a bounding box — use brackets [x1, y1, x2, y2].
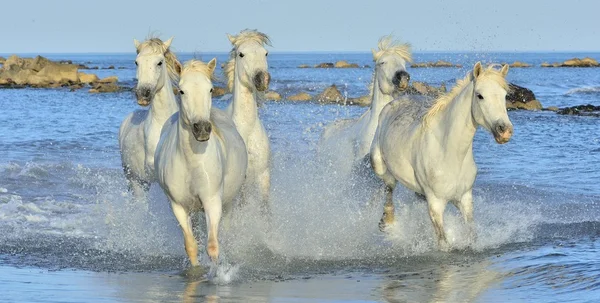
[471, 62, 513, 144]
[178, 58, 217, 142]
[372, 36, 412, 93]
[133, 37, 181, 106]
[226, 30, 271, 93]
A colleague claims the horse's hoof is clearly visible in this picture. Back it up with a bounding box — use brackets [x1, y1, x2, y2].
[180, 265, 208, 281]
[378, 218, 394, 232]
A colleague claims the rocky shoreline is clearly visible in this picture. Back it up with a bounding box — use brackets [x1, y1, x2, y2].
[0, 55, 123, 93]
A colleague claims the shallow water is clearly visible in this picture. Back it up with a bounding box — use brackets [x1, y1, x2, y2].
[1, 52, 599, 302]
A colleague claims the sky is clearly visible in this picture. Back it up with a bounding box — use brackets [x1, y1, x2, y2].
[2, 0, 599, 54]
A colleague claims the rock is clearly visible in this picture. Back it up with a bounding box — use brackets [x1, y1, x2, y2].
[314, 62, 335, 68]
[334, 61, 360, 68]
[541, 57, 599, 67]
[347, 95, 371, 106]
[212, 86, 226, 97]
[315, 85, 344, 104]
[78, 72, 99, 84]
[0, 57, 5, 64]
[298, 64, 311, 68]
[98, 76, 118, 83]
[90, 82, 120, 93]
[508, 61, 531, 68]
[411, 60, 462, 68]
[118, 67, 127, 69]
[556, 104, 600, 117]
[287, 92, 312, 101]
[545, 106, 559, 112]
[106, 65, 115, 69]
[264, 91, 281, 101]
[506, 83, 542, 110]
[89, 89, 100, 93]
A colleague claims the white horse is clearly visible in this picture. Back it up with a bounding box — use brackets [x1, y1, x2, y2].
[154, 59, 248, 266]
[319, 36, 411, 176]
[119, 37, 181, 199]
[371, 62, 513, 249]
[224, 29, 272, 211]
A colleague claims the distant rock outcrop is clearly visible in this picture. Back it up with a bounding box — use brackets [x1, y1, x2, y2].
[303, 61, 363, 69]
[264, 91, 281, 101]
[0, 55, 122, 92]
[541, 57, 599, 67]
[287, 92, 312, 101]
[411, 60, 462, 68]
[556, 104, 600, 117]
[334, 60, 360, 68]
[506, 61, 532, 68]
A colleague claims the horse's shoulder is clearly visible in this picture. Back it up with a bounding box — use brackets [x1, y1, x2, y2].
[129, 109, 150, 125]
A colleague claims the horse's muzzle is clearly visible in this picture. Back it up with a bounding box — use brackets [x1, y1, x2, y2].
[192, 120, 212, 142]
[135, 86, 153, 106]
[493, 122, 513, 144]
[392, 71, 410, 91]
[253, 71, 271, 92]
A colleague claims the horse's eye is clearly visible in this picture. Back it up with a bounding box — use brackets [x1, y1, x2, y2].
[134, 61, 138, 66]
[265, 52, 268, 57]
[158, 61, 163, 66]
[210, 88, 214, 93]
[239, 53, 245, 58]
[477, 93, 484, 100]
[379, 61, 385, 65]
[179, 90, 184, 95]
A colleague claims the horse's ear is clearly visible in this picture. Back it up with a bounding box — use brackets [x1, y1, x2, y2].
[227, 34, 235, 44]
[473, 62, 483, 78]
[207, 58, 217, 75]
[371, 48, 378, 61]
[164, 37, 174, 49]
[133, 39, 141, 50]
[500, 64, 509, 77]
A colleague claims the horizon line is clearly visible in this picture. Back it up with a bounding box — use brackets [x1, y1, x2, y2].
[2, 50, 600, 56]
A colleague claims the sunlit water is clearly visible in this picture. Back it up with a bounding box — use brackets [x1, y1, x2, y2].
[0, 52, 599, 302]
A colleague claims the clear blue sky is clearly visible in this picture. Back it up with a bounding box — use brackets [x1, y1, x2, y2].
[3, 0, 599, 53]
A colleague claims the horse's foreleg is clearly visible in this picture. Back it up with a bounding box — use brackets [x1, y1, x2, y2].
[379, 180, 397, 232]
[457, 190, 476, 243]
[426, 195, 449, 250]
[123, 165, 150, 201]
[171, 201, 199, 266]
[257, 169, 271, 217]
[202, 195, 222, 263]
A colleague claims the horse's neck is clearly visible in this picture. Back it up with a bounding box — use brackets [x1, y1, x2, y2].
[430, 82, 477, 156]
[367, 78, 394, 125]
[230, 72, 258, 129]
[149, 79, 178, 124]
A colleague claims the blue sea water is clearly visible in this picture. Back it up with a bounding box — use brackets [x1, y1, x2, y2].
[0, 52, 599, 302]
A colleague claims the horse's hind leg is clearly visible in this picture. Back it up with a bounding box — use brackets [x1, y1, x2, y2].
[171, 201, 199, 267]
[426, 195, 450, 250]
[457, 190, 476, 243]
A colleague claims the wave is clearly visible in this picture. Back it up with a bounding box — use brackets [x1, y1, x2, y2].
[565, 86, 600, 95]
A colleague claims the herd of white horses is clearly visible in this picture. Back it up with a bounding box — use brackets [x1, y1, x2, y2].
[118, 30, 514, 268]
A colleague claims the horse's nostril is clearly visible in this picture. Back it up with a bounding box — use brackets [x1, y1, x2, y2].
[206, 123, 212, 133]
[193, 123, 200, 133]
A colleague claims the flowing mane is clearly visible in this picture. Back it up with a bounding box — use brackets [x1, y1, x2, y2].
[224, 30, 272, 92]
[372, 35, 412, 63]
[367, 36, 412, 94]
[137, 37, 182, 87]
[182, 59, 215, 80]
[422, 64, 509, 127]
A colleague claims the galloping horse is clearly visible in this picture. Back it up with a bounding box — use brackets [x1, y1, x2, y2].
[155, 59, 248, 266]
[224, 29, 272, 212]
[319, 36, 411, 177]
[371, 62, 513, 249]
[119, 37, 181, 199]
